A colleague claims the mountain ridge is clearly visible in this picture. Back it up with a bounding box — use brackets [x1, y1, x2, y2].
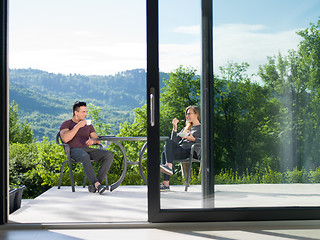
[9, 68, 169, 140]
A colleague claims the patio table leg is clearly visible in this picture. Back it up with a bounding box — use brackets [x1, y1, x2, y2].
[139, 142, 148, 184]
[110, 141, 128, 191]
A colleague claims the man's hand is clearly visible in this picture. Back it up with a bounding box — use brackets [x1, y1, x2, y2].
[77, 120, 87, 128]
[60, 120, 88, 144]
[86, 138, 95, 146]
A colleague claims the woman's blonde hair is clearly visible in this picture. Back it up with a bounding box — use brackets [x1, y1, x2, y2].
[184, 105, 201, 131]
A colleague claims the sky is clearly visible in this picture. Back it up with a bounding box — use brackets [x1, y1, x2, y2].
[8, 0, 320, 77]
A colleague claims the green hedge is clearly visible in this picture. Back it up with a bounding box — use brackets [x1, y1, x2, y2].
[213, 167, 320, 185]
[9, 140, 320, 199]
[9, 139, 67, 198]
[171, 165, 320, 186]
[9, 139, 147, 198]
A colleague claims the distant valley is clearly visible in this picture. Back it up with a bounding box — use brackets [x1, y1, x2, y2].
[9, 68, 169, 141]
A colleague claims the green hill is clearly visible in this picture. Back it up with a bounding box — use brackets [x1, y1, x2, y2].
[9, 68, 169, 141]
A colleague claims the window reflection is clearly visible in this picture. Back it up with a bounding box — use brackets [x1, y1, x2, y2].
[160, 0, 320, 209]
[159, 0, 202, 209]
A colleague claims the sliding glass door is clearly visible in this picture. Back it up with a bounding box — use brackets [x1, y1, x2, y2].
[147, 0, 320, 222]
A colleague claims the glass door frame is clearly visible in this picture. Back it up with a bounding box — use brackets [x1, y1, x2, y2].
[1, 0, 9, 225]
[146, 0, 320, 223]
[1, 0, 320, 225]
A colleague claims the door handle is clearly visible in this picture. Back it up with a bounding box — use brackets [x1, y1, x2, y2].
[150, 87, 155, 127]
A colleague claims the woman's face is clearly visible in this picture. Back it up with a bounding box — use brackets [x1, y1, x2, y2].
[185, 108, 198, 123]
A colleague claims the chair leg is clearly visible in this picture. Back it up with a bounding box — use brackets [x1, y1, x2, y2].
[58, 162, 66, 189]
[83, 174, 87, 188]
[180, 162, 188, 180]
[105, 176, 109, 190]
[180, 162, 187, 181]
[68, 161, 75, 192]
[185, 160, 193, 192]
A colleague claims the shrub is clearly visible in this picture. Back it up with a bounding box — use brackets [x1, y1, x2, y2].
[260, 166, 283, 183]
[9, 142, 49, 198]
[283, 167, 307, 183]
[240, 169, 260, 184]
[215, 169, 238, 184]
[10, 138, 320, 199]
[9, 139, 86, 198]
[307, 167, 320, 183]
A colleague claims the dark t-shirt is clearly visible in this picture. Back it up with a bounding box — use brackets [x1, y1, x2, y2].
[60, 119, 95, 148]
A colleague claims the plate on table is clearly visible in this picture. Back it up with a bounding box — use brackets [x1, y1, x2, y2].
[177, 132, 189, 138]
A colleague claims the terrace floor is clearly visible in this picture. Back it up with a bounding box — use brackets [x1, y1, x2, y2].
[3, 184, 320, 239]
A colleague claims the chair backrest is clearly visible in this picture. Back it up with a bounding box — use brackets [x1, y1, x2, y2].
[56, 131, 103, 150]
[56, 132, 70, 156]
[56, 132, 61, 144]
[192, 143, 201, 161]
[195, 151, 201, 161]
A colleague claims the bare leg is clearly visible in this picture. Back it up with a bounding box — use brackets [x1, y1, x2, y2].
[94, 182, 101, 189]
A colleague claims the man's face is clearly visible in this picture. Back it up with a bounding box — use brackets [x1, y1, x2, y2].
[75, 106, 87, 120]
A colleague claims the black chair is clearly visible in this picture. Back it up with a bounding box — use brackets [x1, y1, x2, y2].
[56, 132, 108, 192]
[173, 143, 201, 191]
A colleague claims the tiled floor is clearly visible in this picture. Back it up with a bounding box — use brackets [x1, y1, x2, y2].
[9, 184, 320, 223]
[2, 221, 320, 240]
[2, 184, 320, 239]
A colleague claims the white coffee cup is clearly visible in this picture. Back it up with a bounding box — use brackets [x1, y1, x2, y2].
[86, 119, 92, 125]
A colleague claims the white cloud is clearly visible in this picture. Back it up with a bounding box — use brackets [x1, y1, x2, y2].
[159, 23, 302, 78]
[173, 25, 201, 35]
[159, 25, 201, 73]
[159, 42, 201, 73]
[10, 41, 146, 76]
[9, 29, 146, 76]
[75, 31, 101, 38]
[9, 22, 303, 78]
[214, 23, 303, 78]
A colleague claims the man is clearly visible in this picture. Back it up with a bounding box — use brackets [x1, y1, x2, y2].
[60, 101, 113, 194]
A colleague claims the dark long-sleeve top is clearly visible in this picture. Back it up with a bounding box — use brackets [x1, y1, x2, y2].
[171, 125, 201, 157]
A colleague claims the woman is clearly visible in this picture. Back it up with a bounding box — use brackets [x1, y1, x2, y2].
[160, 105, 201, 191]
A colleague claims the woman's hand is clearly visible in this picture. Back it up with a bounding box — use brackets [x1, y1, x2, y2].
[182, 131, 195, 142]
[172, 118, 179, 132]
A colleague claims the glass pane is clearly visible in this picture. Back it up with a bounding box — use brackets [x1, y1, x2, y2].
[9, 0, 148, 223]
[159, 0, 320, 211]
[159, 0, 202, 209]
[213, 0, 320, 208]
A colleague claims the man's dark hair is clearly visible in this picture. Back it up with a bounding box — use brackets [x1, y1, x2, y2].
[73, 101, 86, 116]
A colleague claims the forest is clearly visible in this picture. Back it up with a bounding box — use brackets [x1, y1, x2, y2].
[9, 18, 320, 198]
[9, 68, 169, 140]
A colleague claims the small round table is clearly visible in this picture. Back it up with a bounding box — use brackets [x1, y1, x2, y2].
[96, 136, 169, 191]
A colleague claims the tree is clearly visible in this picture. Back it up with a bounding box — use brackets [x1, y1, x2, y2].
[160, 66, 200, 135]
[258, 49, 317, 171]
[87, 103, 112, 136]
[9, 100, 34, 144]
[106, 105, 148, 185]
[104, 66, 201, 185]
[296, 18, 320, 170]
[9, 100, 21, 144]
[215, 62, 279, 173]
[297, 18, 320, 91]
